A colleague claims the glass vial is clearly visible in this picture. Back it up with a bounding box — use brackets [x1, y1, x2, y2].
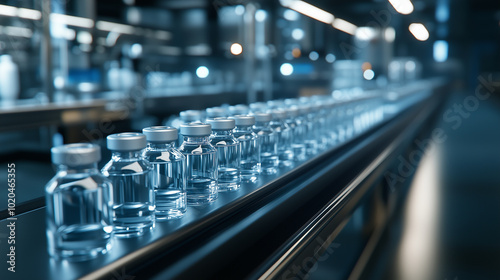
[179, 123, 218, 205]
[300, 104, 318, 156]
[284, 106, 307, 161]
[45, 143, 113, 261]
[311, 102, 328, 151]
[207, 118, 241, 191]
[228, 104, 250, 116]
[253, 113, 279, 175]
[143, 126, 187, 220]
[270, 110, 294, 167]
[205, 107, 227, 121]
[102, 133, 155, 237]
[231, 115, 261, 182]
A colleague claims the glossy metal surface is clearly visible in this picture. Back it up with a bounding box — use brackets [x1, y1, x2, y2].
[360, 91, 500, 280]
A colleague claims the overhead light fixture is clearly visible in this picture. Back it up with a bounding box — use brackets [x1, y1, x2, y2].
[283, 9, 300, 21]
[409, 23, 429, 41]
[309, 51, 319, 61]
[155, 30, 171, 40]
[332, 18, 358, 35]
[196, 66, 210, 78]
[0, 4, 41, 20]
[433, 40, 448, 62]
[18, 8, 41, 20]
[96, 21, 134, 34]
[76, 31, 93, 44]
[325, 53, 336, 63]
[355, 27, 377, 41]
[280, 0, 334, 24]
[388, 0, 414, 15]
[51, 13, 94, 28]
[157, 46, 182, 56]
[255, 10, 267, 22]
[230, 43, 243, 55]
[280, 63, 294, 76]
[291, 28, 305, 40]
[234, 5, 245, 16]
[385, 27, 396, 42]
[363, 69, 375, 80]
[0, 5, 17, 17]
[1, 26, 33, 38]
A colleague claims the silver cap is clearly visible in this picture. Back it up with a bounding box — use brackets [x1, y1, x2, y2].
[311, 102, 323, 110]
[271, 110, 286, 120]
[298, 104, 311, 114]
[254, 112, 272, 122]
[228, 104, 249, 116]
[267, 100, 284, 109]
[284, 98, 298, 106]
[206, 118, 235, 130]
[51, 143, 101, 166]
[180, 110, 202, 122]
[206, 107, 227, 118]
[325, 99, 336, 108]
[230, 115, 255, 126]
[107, 132, 147, 151]
[180, 122, 211, 136]
[299, 96, 311, 104]
[284, 106, 299, 117]
[143, 126, 178, 142]
[249, 102, 267, 113]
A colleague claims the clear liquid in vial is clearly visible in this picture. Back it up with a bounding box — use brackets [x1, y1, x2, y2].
[187, 176, 217, 205]
[182, 146, 218, 205]
[215, 142, 241, 191]
[46, 175, 112, 261]
[150, 160, 186, 219]
[237, 135, 260, 182]
[108, 172, 155, 237]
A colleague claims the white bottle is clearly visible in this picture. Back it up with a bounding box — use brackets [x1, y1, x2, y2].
[0, 55, 20, 102]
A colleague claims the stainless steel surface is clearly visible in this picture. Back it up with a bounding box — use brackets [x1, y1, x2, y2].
[358, 91, 500, 280]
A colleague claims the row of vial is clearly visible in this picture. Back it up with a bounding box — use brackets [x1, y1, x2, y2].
[45, 96, 384, 261]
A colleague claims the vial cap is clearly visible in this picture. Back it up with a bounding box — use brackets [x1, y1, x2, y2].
[206, 118, 235, 130]
[299, 104, 311, 114]
[299, 96, 311, 104]
[267, 100, 284, 109]
[230, 115, 255, 126]
[228, 104, 249, 115]
[284, 98, 298, 106]
[51, 143, 101, 166]
[254, 112, 272, 122]
[180, 122, 211, 136]
[249, 102, 267, 113]
[107, 132, 147, 151]
[271, 110, 286, 120]
[284, 106, 299, 117]
[325, 99, 336, 108]
[180, 110, 202, 122]
[143, 126, 178, 142]
[311, 102, 323, 110]
[206, 107, 227, 118]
